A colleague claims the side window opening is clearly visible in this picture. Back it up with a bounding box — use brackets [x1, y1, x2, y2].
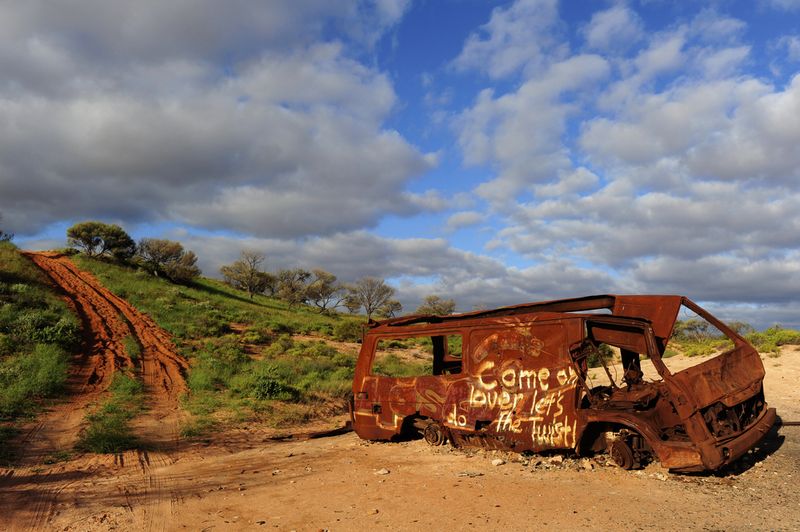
[579, 321, 656, 390]
[372, 334, 463, 377]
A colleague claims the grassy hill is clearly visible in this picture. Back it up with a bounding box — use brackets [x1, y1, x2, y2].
[70, 254, 365, 435]
[0, 243, 81, 457]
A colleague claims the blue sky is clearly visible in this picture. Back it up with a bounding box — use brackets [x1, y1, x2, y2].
[2, 0, 800, 327]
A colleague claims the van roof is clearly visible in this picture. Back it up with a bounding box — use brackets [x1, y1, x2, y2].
[369, 294, 686, 341]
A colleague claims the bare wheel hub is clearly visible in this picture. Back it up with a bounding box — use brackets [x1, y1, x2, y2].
[423, 422, 446, 446]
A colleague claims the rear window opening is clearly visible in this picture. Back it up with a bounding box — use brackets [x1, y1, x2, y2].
[371, 334, 463, 377]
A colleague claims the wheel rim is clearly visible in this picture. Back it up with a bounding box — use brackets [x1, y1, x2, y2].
[610, 439, 635, 469]
[423, 423, 445, 446]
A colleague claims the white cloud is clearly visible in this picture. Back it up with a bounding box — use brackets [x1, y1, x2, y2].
[452, 0, 563, 79]
[457, 54, 609, 202]
[778, 35, 800, 62]
[697, 45, 750, 78]
[535, 167, 600, 197]
[762, 0, 800, 11]
[445, 211, 486, 231]
[582, 4, 644, 52]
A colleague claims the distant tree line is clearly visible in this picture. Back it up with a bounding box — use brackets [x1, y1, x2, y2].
[61, 221, 458, 319]
[218, 251, 406, 319]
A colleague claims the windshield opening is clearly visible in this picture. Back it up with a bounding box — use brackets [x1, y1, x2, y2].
[662, 304, 736, 373]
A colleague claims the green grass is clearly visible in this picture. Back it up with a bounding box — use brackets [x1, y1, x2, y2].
[76, 373, 144, 453]
[0, 242, 79, 420]
[122, 334, 141, 362]
[668, 337, 734, 357]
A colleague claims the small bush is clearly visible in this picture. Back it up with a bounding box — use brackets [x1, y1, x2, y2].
[586, 343, 614, 368]
[230, 362, 300, 401]
[746, 326, 800, 354]
[333, 320, 364, 342]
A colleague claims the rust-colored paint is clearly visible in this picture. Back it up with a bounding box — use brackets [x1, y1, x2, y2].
[351, 294, 776, 472]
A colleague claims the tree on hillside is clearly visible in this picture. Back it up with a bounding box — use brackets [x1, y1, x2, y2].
[305, 269, 344, 313]
[346, 277, 396, 320]
[220, 250, 272, 300]
[343, 294, 362, 314]
[376, 299, 402, 318]
[67, 221, 135, 260]
[416, 295, 456, 316]
[0, 213, 13, 242]
[276, 268, 311, 307]
[137, 238, 201, 283]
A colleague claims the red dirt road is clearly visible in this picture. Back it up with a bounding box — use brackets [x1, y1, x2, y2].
[12, 253, 189, 464]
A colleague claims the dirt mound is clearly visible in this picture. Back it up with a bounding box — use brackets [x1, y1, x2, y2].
[12, 252, 189, 462]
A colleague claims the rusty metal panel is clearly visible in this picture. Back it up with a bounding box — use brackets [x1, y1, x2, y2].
[612, 295, 682, 342]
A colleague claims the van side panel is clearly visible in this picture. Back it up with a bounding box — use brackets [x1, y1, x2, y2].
[445, 320, 584, 451]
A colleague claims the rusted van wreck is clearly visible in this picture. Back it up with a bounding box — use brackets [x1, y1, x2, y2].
[351, 295, 776, 472]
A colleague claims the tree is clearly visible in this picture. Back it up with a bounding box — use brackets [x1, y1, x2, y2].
[0, 213, 12, 242]
[66, 221, 135, 260]
[376, 299, 402, 318]
[220, 250, 271, 299]
[416, 295, 456, 316]
[276, 268, 311, 307]
[137, 238, 200, 283]
[305, 269, 344, 313]
[346, 277, 396, 320]
[343, 294, 362, 314]
[727, 321, 755, 336]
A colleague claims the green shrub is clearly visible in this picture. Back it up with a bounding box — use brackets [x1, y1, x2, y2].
[0, 333, 14, 357]
[372, 353, 431, 377]
[746, 326, 800, 354]
[586, 343, 614, 368]
[231, 363, 300, 401]
[0, 344, 69, 417]
[333, 320, 364, 342]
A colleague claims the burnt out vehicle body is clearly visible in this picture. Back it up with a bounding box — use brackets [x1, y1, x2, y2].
[351, 295, 776, 472]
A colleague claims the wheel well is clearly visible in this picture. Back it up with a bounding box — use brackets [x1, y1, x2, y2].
[578, 422, 646, 455]
[578, 422, 615, 455]
[395, 413, 428, 441]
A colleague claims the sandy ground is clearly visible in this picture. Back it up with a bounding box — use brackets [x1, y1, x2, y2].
[1, 257, 798, 530]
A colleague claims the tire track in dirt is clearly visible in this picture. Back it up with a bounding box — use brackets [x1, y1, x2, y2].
[19, 253, 190, 453]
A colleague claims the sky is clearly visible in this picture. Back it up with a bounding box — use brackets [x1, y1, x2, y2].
[2, 0, 800, 328]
